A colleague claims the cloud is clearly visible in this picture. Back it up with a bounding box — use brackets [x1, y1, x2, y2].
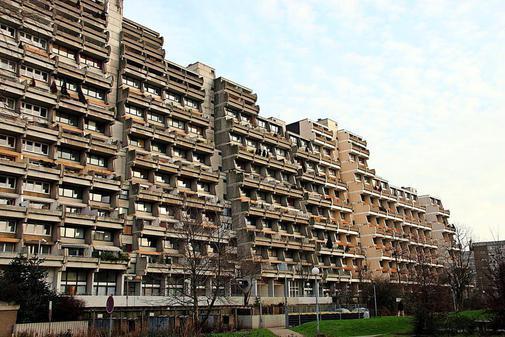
[124, 0, 505, 240]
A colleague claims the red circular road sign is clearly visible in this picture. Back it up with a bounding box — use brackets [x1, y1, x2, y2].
[106, 295, 114, 314]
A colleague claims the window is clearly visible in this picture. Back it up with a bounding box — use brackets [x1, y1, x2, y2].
[0, 96, 15, 110]
[20, 65, 48, 81]
[147, 112, 164, 123]
[0, 219, 16, 233]
[94, 230, 112, 241]
[59, 185, 82, 199]
[56, 112, 79, 126]
[60, 270, 87, 295]
[0, 175, 16, 188]
[23, 179, 50, 194]
[55, 78, 77, 91]
[23, 140, 49, 155]
[123, 77, 141, 89]
[0, 198, 15, 205]
[82, 86, 104, 100]
[188, 125, 203, 136]
[151, 142, 166, 154]
[65, 206, 81, 214]
[0, 134, 15, 148]
[132, 169, 148, 179]
[167, 92, 180, 103]
[21, 102, 48, 119]
[89, 190, 111, 203]
[136, 201, 152, 213]
[26, 244, 51, 255]
[193, 152, 206, 164]
[0, 58, 15, 72]
[159, 205, 174, 215]
[257, 119, 266, 129]
[85, 119, 105, 133]
[140, 237, 157, 247]
[177, 179, 191, 189]
[168, 118, 185, 130]
[155, 173, 170, 184]
[87, 153, 107, 167]
[60, 226, 85, 239]
[58, 147, 80, 162]
[145, 84, 161, 96]
[125, 104, 143, 117]
[67, 247, 85, 256]
[270, 124, 280, 134]
[129, 137, 144, 148]
[93, 271, 117, 295]
[184, 97, 199, 109]
[230, 133, 241, 143]
[25, 223, 52, 235]
[0, 23, 15, 37]
[81, 54, 101, 69]
[119, 190, 129, 200]
[0, 243, 15, 253]
[197, 182, 210, 193]
[52, 44, 75, 59]
[172, 148, 187, 159]
[142, 275, 162, 296]
[20, 31, 47, 49]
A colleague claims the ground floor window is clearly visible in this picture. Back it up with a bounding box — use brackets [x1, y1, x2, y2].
[93, 271, 116, 295]
[61, 269, 87, 295]
[142, 274, 162, 296]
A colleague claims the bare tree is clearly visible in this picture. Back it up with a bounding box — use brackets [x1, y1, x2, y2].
[165, 208, 237, 335]
[409, 252, 451, 335]
[483, 242, 505, 329]
[443, 224, 474, 311]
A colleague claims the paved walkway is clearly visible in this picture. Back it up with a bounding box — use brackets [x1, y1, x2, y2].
[267, 327, 305, 337]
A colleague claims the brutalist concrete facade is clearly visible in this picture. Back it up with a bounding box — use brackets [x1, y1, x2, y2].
[0, 0, 457, 315]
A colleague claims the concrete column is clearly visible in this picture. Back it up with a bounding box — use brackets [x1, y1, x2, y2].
[267, 279, 275, 297]
[205, 278, 212, 297]
[87, 270, 95, 295]
[116, 273, 125, 295]
[251, 279, 258, 297]
[54, 269, 62, 293]
[224, 279, 232, 297]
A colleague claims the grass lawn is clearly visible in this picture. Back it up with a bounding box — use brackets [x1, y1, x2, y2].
[291, 316, 413, 337]
[448, 309, 493, 320]
[209, 328, 277, 337]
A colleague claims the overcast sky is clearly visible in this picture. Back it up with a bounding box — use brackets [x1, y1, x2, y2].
[124, 0, 505, 241]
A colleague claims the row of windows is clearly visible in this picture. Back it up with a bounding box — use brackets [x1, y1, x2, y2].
[0, 22, 102, 68]
[124, 105, 204, 135]
[122, 77, 200, 108]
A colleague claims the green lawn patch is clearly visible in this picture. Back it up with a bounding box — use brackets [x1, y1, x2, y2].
[291, 316, 413, 337]
[209, 328, 277, 337]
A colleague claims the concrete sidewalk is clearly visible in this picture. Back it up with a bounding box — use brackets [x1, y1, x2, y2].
[267, 327, 305, 337]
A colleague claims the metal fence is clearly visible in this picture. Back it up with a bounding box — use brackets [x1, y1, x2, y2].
[13, 321, 88, 336]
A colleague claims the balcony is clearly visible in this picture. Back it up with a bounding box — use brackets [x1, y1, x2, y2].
[230, 144, 298, 173]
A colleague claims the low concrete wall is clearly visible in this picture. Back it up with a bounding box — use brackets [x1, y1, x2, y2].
[237, 314, 285, 329]
[13, 321, 88, 336]
[0, 302, 19, 337]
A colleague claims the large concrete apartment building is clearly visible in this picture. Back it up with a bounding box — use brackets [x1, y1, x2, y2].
[0, 0, 456, 317]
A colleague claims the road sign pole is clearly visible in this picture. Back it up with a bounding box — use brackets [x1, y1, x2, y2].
[106, 295, 114, 337]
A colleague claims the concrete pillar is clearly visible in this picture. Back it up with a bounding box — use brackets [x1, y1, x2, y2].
[251, 279, 258, 297]
[267, 279, 275, 297]
[205, 278, 212, 297]
[87, 270, 95, 295]
[116, 273, 125, 295]
[224, 279, 232, 297]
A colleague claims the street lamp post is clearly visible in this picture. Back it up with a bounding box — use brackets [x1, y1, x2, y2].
[311, 267, 320, 335]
